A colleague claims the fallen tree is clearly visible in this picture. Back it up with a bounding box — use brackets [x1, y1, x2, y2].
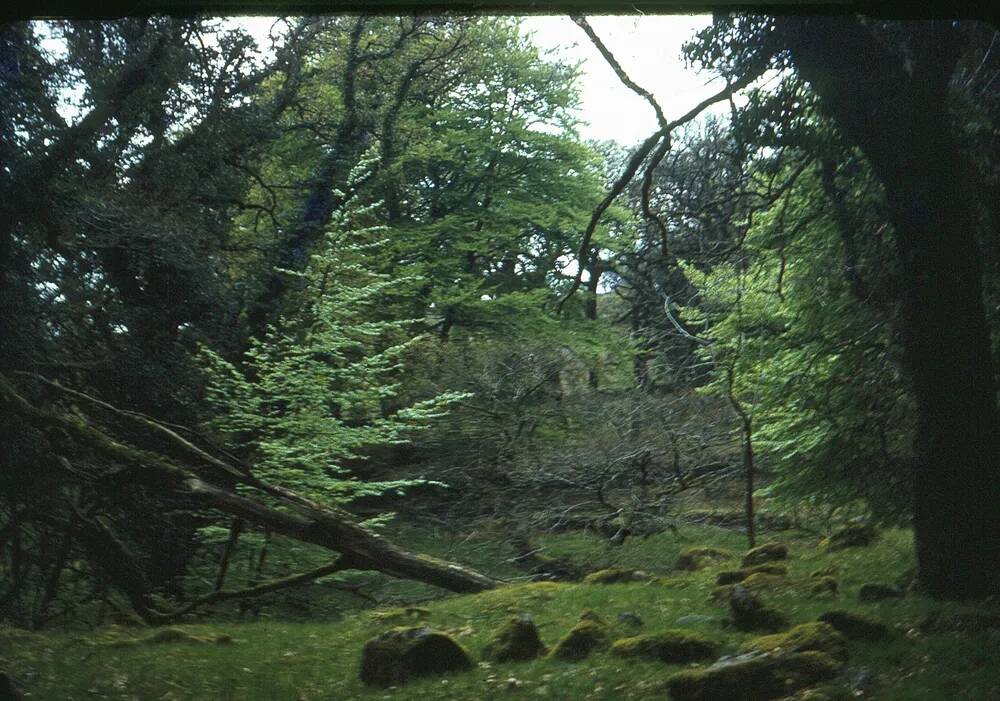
[0, 373, 498, 623]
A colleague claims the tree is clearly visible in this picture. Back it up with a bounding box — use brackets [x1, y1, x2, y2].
[687, 16, 1000, 597]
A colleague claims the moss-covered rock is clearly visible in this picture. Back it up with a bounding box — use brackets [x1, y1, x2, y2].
[817, 611, 890, 641]
[548, 619, 609, 661]
[666, 651, 842, 701]
[857, 583, 903, 602]
[740, 622, 848, 664]
[610, 630, 718, 663]
[742, 572, 790, 590]
[583, 568, 651, 584]
[676, 547, 734, 572]
[716, 564, 788, 585]
[359, 626, 472, 686]
[742, 542, 789, 567]
[820, 524, 877, 551]
[810, 576, 838, 594]
[729, 585, 790, 632]
[482, 615, 546, 662]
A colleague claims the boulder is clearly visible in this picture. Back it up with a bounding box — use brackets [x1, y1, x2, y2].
[482, 615, 546, 662]
[676, 547, 734, 572]
[740, 622, 848, 663]
[857, 583, 903, 603]
[729, 585, 789, 632]
[583, 568, 651, 584]
[610, 630, 718, 663]
[549, 616, 609, 661]
[810, 576, 838, 595]
[820, 524, 877, 551]
[716, 564, 788, 585]
[359, 626, 472, 686]
[817, 611, 890, 641]
[743, 542, 789, 567]
[666, 651, 842, 701]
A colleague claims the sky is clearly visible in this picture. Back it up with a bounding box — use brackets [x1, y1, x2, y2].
[235, 14, 723, 147]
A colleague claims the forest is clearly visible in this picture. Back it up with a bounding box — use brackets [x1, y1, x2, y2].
[2, 11, 1000, 701]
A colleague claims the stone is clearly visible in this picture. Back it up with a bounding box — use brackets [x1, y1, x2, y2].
[610, 630, 718, 663]
[482, 615, 546, 662]
[676, 547, 734, 572]
[666, 650, 842, 701]
[548, 618, 609, 661]
[716, 564, 788, 585]
[743, 542, 789, 567]
[740, 622, 848, 664]
[817, 611, 890, 641]
[820, 524, 877, 551]
[582, 568, 651, 584]
[810, 576, 838, 594]
[359, 626, 472, 686]
[729, 585, 789, 632]
[857, 583, 903, 602]
[616, 612, 643, 628]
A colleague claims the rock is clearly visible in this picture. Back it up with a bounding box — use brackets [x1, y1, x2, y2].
[616, 612, 643, 628]
[676, 547, 734, 572]
[483, 615, 546, 662]
[578, 609, 605, 624]
[666, 650, 842, 701]
[716, 564, 788, 585]
[548, 617, 609, 661]
[610, 630, 718, 663]
[0, 672, 22, 701]
[676, 614, 715, 626]
[729, 585, 789, 632]
[359, 626, 472, 686]
[742, 572, 790, 590]
[810, 576, 838, 594]
[582, 568, 651, 584]
[742, 542, 789, 567]
[820, 524, 877, 551]
[740, 622, 848, 664]
[817, 611, 890, 641]
[857, 583, 903, 602]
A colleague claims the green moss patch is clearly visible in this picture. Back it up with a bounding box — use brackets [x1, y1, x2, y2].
[716, 564, 788, 585]
[676, 547, 735, 572]
[742, 542, 789, 567]
[609, 629, 718, 663]
[482, 615, 546, 662]
[582, 568, 651, 584]
[740, 622, 848, 663]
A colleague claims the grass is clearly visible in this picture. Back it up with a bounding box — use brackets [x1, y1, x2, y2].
[3, 526, 1000, 700]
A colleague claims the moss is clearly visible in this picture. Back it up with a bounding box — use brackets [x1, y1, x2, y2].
[666, 651, 842, 701]
[675, 547, 734, 571]
[482, 615, 546, 662]
[810, 566, 837, 578]
[716, 564, 788, 585]
[729, 585, 790, 632]
[817, 611, 890, 641]
[370, 606, 431, 622]
[740, 622, 848, 664]
[359, 626, 472, 686]
[609, 630, 718, 663]
[548, 619, 609, 661]
[582, 568, 650, 584]
[820, 524, 878, 551]
[810, 576, 838, 594]
[742, 542, 789, 567]
[103, 627, 230, 648]
[741, 572, 789, 590]
[578, 609, 605, 624]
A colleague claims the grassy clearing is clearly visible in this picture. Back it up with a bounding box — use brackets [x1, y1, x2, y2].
[3, 526, 1000, 700]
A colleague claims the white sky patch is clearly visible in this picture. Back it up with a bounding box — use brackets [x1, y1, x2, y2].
[521, 14, 722, 146]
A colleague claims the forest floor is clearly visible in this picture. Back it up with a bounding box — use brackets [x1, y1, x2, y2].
[3, 513, 1000, 700]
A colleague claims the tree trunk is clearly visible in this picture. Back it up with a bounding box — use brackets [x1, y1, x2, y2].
[779, 17, 1000, 598]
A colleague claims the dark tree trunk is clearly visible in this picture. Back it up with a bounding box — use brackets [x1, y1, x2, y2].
[779, 17, 1000, 598]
